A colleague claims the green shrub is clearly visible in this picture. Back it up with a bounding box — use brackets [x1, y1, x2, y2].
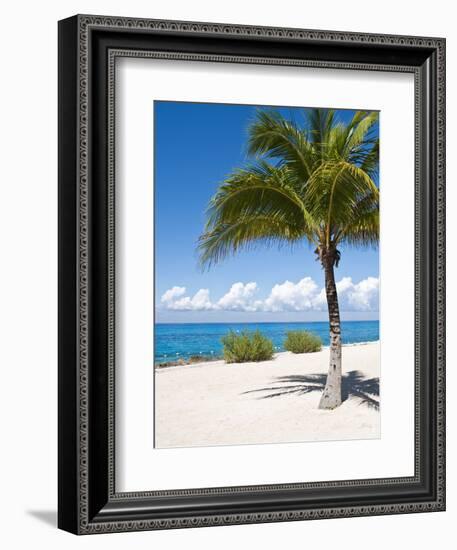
[284, 330, 322, 353]
[221, 330, 274, 363]
[188, 355, 207, 364]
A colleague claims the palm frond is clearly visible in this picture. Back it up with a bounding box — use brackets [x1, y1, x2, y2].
[328, 123, 350, 158]
[199, 162, 318, 267]
[246, 109, 315, 181]
[305, 160, 379, 244]
[344, 111, 379, 163]
[359, 138, 379, 179]
[199, 215, 305, 267]
[337, 208, 379, 247]
[307, 108, 336, 145]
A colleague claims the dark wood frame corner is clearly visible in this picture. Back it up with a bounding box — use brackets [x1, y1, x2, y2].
[58, 14, 446, 534]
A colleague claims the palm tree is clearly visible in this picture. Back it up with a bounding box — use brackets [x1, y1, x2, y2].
[198, 108, 379, 409]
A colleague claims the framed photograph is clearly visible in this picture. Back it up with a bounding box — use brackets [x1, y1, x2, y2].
[58, 14, 446, 534]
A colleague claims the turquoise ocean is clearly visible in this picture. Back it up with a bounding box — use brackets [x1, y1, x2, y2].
[154, 320, 379, 364]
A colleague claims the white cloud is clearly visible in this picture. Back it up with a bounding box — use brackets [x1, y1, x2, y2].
[216, 282, 258, 311]
[336, 276, 355, 294]
[161, 286, 213, 311]
[309, 276, 380, 312]
[160, 286, 186, 305]
[344, 276, 379, 311]
[160, 276, 379, 313]
[263, 277, 319, 312]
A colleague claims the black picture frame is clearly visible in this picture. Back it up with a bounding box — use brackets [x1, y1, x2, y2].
[58, 14, 446, 534]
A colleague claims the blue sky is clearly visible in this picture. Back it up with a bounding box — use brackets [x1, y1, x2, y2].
[155, 101, 379, 323]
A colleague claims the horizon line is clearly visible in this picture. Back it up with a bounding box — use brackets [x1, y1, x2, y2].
[155, 319, 379, 326]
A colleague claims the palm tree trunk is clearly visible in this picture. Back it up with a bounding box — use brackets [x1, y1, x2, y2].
[318, 253, 342, 410]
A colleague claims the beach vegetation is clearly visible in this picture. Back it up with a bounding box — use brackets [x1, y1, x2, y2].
[221, 330, 274, 363]
[284, 331, 322, 353]
[199, 108, 379, 409]
[189, 355, 208, 363]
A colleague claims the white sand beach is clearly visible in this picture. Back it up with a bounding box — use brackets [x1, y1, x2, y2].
[155, 342, 380, 448]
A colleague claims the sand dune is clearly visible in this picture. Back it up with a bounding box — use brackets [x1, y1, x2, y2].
[154, 342, 380, 448]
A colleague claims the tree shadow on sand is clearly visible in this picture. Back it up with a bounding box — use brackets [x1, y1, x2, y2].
[242, 370, 380, 410]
